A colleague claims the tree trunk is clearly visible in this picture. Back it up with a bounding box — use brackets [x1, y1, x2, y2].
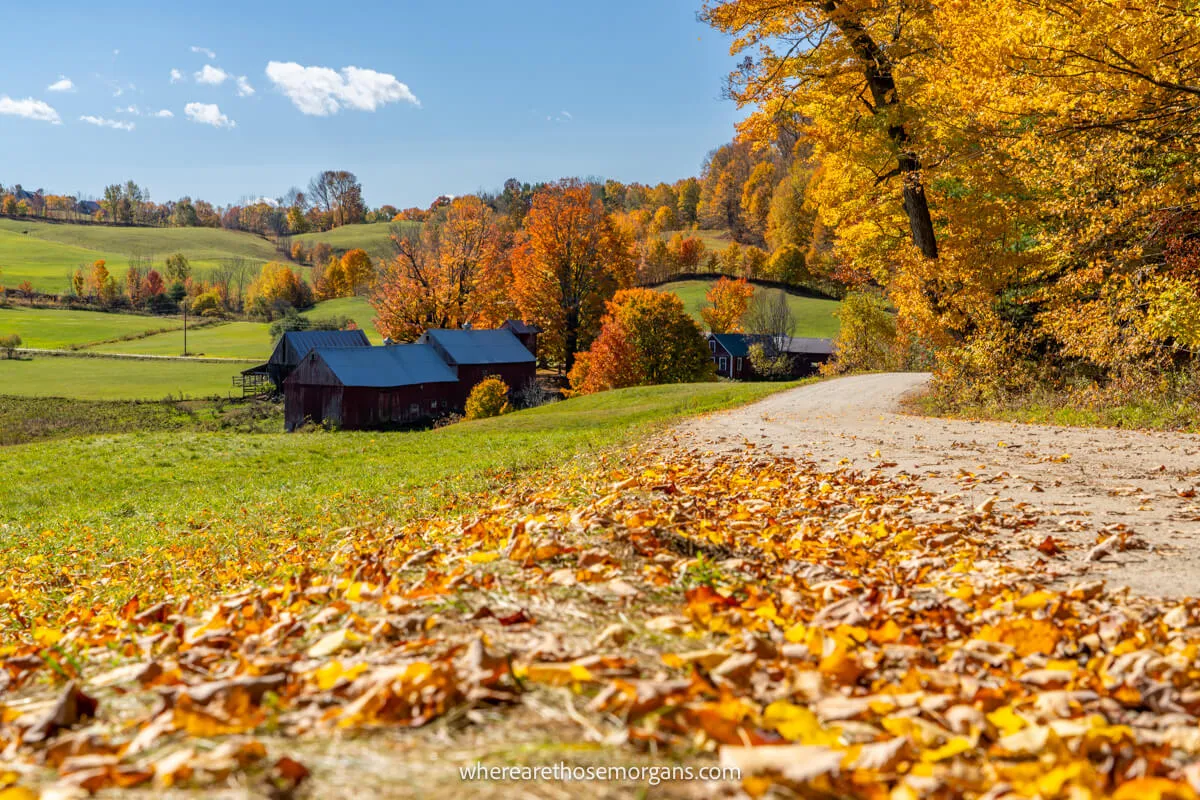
[563, 306, 580, 374]
[824, 1, 939, 260]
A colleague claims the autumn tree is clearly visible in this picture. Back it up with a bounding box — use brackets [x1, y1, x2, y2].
[371, 196, 509, 341]
[700, 277, 755, 333]
[464, 377, 512, 420]
[144, 269, 166, 298]
[165, 253, 191, 284]
[310, 242, 334, 271]
[569, 288, 714, 394]
[511, 181, 636, 371]
[246, 262, 314, 318]
[339, 249, 375, 296]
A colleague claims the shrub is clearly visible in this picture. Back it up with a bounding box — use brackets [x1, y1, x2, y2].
[824, 291, 899, 374]
[748, 342, 792, 380]
[465, 377, 512, 420]
[0, 334, 21, 359]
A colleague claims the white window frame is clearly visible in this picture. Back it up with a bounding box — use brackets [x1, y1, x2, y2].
[718, 356, 728, 373]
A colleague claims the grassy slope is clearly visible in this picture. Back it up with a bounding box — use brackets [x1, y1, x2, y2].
[658, 227, 735, 251]
[294, 221, 420, 262]
[0, 218, 288, 292]
[89, 321, 273, 359]
[0, 355, 241, 400]
[305, 295, 381, 340]
[0, 381, 795, 592]
[0, 305, 183, 349]
[658, 279, 842, 338]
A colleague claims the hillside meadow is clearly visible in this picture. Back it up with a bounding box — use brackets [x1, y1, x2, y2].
[293, 220, 420, 262]
[657, 279, 842, 338]
[0, 380, 797, 608]
[0, 355, 244, 400]
[0, 217, 292, 293]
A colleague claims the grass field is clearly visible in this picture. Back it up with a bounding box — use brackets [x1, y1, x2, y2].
[306, 295, 381, 340]
[658, 279, 842, 338]
[89, 320, 273, 359]
[0, 218, 289, 293]
[658, 227, 736, 251]
[0, 380, 796, 606]
[0, 305, 183, 349]
[0, 355, 242, 400]
[294, 221, 419, 262]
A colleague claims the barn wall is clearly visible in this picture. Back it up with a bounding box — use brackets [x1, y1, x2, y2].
[339, 384, 456, 430]
[454, 363, 536, 407]
[285, 385, 344, 431]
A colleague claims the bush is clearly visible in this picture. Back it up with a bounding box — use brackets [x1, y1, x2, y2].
[465, 377, 512, 420]
[748, 342, 792, 380]
[824, 291, 899, 374]
[0, 333, 21, 359]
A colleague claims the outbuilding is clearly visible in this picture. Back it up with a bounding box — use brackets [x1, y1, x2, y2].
[418, 328, 536, 404]
[262, 329, 371, 391]
[705, 333, 834, 380]
[283, 343, 458, 431]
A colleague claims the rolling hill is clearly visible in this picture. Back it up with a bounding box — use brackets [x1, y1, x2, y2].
[293, 221, 420, 263]
[657, 279, 842, 338]
[0, 218, 291, 293]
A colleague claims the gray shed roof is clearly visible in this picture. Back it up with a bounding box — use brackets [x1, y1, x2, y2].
[272, 329, 371, 365]
[777, 336, 835, 356]
[309, 344, 458, 388]
[420, 328, 534, 365]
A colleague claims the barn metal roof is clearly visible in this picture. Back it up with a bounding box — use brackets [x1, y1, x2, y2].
[709, 333, 835, 357]
[709, 333, 753, 358]
[274, 329, 370, 363]
[309, 344, 458, 387]
[420, 329, 535, 365]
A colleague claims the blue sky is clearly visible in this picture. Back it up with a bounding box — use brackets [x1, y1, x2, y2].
[0, 0, 744, 208]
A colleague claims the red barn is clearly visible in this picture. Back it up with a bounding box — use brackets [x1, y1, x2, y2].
[418, 328, 536, 404]
[284, 343, 458, 431]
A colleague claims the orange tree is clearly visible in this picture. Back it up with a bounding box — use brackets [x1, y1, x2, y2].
[570, 288, 714, 395]
[511, 181, 636, 372]
[371, 196, 510, 341]
[700, 277, 755, 333]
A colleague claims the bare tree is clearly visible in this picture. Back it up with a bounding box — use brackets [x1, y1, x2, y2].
[745, 289, 796, 350]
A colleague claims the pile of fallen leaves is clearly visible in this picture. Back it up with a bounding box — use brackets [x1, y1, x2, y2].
[3, 440, 1200, 798]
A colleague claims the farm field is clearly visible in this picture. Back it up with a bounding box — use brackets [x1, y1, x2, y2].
[0, 355, 241, 400]
[307, 295, 382, 340]
[0, 380, 797, 606]
[658, 226, 735, 251]
[658, 278, 842, 338]
[294, 220, 419, 262]
[88, 320, 272, 359]
[0, 305, 182, 349]
[0, 218, 291, 293]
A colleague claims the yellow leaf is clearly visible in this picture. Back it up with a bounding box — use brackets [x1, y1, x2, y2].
[0, 788, 39, 800]
[987, 705, 1026, 736]
[1016, 590, 1055, 610]
[467, 552, 500, 564]
[762, 701, 841, 746]
[921, 736, 973, 762]
[32, 626, 63, 647]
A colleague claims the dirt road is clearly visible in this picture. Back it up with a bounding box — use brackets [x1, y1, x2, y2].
[671, 373, 1200, 597]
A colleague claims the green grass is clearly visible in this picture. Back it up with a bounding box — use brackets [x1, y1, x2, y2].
[305, 296, 381, 341]
[0, 381, 794, 559]
[0, 218, 289, 293]
[0, 305, 183, 349]
[88, 321, 273, 359]
[294, 221, 420, 262]
[657, 279, 842, 338]
[909, 390, 1200, 433]
[0, 354, 242, 400]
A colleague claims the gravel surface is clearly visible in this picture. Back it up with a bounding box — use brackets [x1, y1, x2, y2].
[671, 373, 1200, 597]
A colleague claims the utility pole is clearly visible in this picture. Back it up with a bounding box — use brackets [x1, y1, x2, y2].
[182, 299, 188, 357]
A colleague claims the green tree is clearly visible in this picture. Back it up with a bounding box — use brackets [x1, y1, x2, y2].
[165, 253, 191, 283]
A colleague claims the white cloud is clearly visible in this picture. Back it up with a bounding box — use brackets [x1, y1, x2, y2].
[0, 96, 61, 124]
[195, 64, 229, 85]
[236, 76, 255, 97]
[170, 68, 183, 83]
[265, 61, 418, 116]
[191, 45, 216, 59]
[560, 110, 572, 119]
[185, 102, 234, 128]
[80, 115, 135, 131]
[152, 109, 174, 118]
[47, 77, 75, 92]
[116, 105, 140, 115]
